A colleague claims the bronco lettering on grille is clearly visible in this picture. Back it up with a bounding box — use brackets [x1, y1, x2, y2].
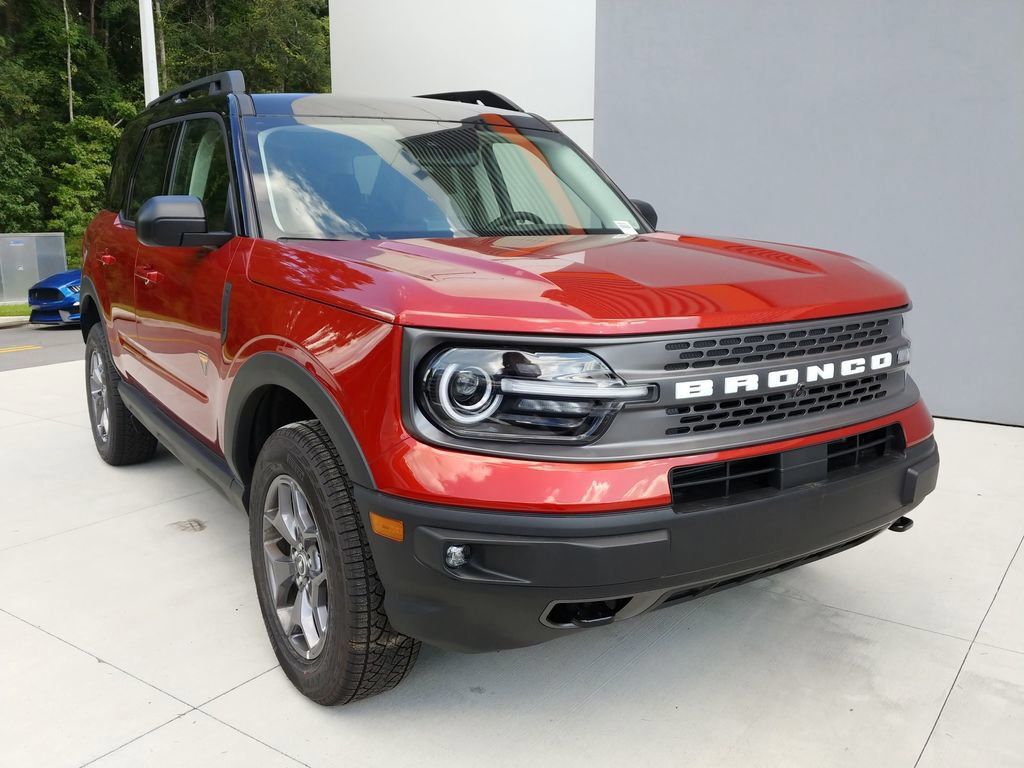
[675, 352, 895, 400]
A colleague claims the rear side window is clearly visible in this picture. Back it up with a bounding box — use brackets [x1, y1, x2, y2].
[169, 118, 233, 231]
[126, 123, 177, 221]
[105, 122, 144, 212]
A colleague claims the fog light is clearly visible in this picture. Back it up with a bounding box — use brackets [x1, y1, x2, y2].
[445, 544, 470, 568]
[897, 345, 911, 365]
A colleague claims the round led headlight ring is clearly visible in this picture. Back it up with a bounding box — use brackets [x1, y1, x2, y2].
[437, 363, 502, 424]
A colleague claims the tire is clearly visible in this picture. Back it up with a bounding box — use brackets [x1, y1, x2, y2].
[249, 420, 420, 705]
[85, 324, 158, 466]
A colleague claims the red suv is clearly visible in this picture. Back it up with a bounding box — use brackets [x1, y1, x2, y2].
[81, 71, 939, 704]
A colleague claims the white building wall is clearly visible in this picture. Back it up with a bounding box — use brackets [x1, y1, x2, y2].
[595, 0, 1024, 426]
[328, 0, 596, 152]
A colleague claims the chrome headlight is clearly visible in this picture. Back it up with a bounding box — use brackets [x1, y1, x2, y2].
[417, 347, 654, 444]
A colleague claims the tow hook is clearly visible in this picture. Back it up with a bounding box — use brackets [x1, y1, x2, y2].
[889, 516, 914, 533]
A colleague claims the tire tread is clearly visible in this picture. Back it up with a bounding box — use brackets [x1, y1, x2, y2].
[251, 420, 419, 705]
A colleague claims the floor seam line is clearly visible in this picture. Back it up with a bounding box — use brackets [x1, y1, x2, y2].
[972, 640, 1024, 657]
[0, 404, 47, 418]
[76, 710, 196, 768]
[0, 416, 44, 431]
[42, 414, 91, 429]
[912, 531, 1024, 768]
[194, 665, 280, 708]
[198, 711, 313, 767]
[0, 607, 194, 709]
[0, 403, 84, 420]
[0, 487, 212, 554]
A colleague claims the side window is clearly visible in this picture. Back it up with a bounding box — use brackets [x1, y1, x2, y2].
[169, 118, 232, 231]
[106, 122, 143, 212]
[126, 123, 177, 221]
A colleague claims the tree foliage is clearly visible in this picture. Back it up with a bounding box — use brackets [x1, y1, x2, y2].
[0, 132, 43, 231]
[47, 116, 121, 257]
[162, 0, 330, 92]
[0, 0, 329, 265]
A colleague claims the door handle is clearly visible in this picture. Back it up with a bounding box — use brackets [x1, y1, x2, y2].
[98, 252, 116, 266]
[136, 268, 164, 286]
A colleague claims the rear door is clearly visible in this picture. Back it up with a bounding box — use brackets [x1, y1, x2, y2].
[130, 115, 237, 445]
[95, 122, 177, 349]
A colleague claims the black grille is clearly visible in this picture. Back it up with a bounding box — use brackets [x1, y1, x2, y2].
[666, 373, 891, 436]
[29, 288, 62, 302]
[664, 316, 895, 371]
[669, 425, 904, 510]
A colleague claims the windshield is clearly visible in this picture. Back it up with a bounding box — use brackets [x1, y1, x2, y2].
[243, 116, 645, 240]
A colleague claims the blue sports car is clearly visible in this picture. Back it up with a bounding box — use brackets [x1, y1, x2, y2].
[28, 269, 82, 325]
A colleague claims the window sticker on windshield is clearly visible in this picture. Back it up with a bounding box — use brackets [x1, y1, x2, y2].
[614, 220, 638, 236]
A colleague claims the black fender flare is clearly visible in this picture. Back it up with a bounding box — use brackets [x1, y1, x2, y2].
[223, 352, 375, 493]
[78, 274, 102, 341]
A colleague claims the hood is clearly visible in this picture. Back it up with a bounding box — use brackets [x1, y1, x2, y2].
[32, 269, 82, 290]
[247, 233, 909, 335]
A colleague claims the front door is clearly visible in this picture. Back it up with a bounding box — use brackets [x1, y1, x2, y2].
[131, 116, 237, 446]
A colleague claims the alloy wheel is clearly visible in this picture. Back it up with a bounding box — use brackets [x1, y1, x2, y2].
[262, 475, 330, 660]
[89, 349, 110, 443]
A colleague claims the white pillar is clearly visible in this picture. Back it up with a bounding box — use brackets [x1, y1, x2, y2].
[138, 0, 160, 104]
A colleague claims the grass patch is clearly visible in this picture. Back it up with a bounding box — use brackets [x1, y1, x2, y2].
[0, 304, 31, 317]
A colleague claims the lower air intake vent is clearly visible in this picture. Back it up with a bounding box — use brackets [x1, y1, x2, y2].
[669, 425, 904, 511]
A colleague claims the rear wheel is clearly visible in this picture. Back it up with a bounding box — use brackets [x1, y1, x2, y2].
[249, 420, 420, 704]
[85, 324, 158, 465]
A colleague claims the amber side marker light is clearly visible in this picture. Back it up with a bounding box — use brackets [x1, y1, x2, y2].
[369, 512, 404, 542]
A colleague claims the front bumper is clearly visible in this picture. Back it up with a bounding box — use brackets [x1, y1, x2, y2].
[29, 301, 80, 325]
[356, 436, 939, 652]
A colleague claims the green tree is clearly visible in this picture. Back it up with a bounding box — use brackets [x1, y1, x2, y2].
[0, 133, 43, 232]
[0, 36, 47, 123]
[0, 31, 46, 234]
[161, 0, 329, 92]
[0, 0, 330, 263]
[46, 116, 120, 266]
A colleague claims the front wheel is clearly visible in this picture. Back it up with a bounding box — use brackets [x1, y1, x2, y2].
[249, 420, 420, 704]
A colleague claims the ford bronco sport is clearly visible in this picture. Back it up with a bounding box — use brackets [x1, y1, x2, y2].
[80, 71, 939, 704]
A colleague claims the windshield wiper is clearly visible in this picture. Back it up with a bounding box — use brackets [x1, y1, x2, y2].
[279, 235, 369, 243]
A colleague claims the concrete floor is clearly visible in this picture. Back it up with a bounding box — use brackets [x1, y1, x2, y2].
[0, 360, 1021, 768]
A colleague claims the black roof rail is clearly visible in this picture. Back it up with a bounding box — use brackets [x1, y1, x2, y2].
[417, 90, 524, 113]
[149, 70, 247, 107]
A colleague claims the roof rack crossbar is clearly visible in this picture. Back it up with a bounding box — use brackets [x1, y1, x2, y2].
[149, 70, 247, 107]
[417, 90, 524, 113]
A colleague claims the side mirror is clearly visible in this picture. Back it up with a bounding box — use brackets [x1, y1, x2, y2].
[136, 195, 232, 248]
[630, 199, 658, 230]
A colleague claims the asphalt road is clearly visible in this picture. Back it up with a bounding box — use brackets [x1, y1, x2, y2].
[0, 321, 85, 372]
